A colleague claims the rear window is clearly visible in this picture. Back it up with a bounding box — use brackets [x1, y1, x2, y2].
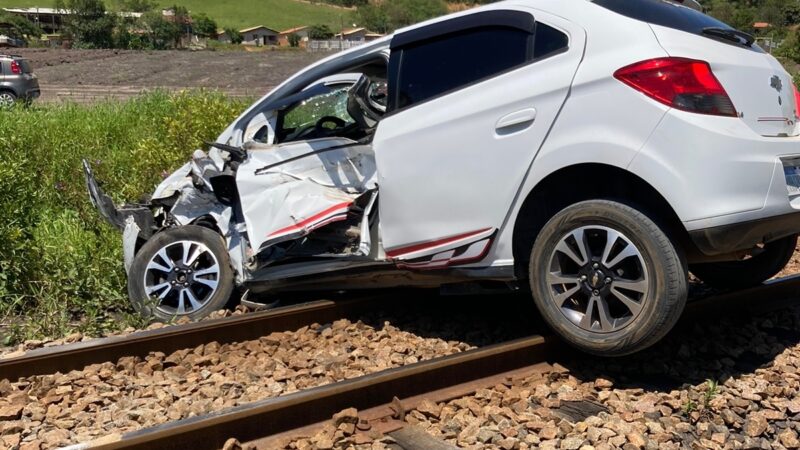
[592, 0, 763, 52]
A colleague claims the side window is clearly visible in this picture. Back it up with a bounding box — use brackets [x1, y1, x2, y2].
[534, 23, 569, 60]
[393, 26, 532, 109]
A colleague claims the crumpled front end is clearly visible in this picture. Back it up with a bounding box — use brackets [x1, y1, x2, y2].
[82, 148, 244, 277]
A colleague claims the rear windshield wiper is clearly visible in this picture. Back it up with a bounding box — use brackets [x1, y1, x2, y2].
[702, 27, 755, 47]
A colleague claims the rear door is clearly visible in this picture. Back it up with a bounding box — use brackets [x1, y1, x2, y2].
[374, 8, 586, 265]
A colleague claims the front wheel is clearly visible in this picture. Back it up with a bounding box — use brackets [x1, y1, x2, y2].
[690, 235, 798, 290]
[128, 225, 235, 322]
[529, 200, 687, 356]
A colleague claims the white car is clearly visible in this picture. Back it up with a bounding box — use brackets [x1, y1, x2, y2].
[85, 0, 800, 355]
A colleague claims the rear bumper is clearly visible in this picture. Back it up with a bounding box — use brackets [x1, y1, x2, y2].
[689, 211, 800, 255]
[24, 88, 40, 100]
[629, 109, 800, 255]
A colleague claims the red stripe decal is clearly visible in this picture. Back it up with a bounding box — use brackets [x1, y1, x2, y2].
[267, 201, 353, 237]
[386, 228, 493, 258]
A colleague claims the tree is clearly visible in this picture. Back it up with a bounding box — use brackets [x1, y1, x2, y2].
[0, 12, 42, 40]
[288, 33, 301, 47]
[55, 0, 116, 48]
[224, 27, 243, 44]
[308, 24, 334, 40]
[141, 10, 181, 49]
[192, 13, 217, 39]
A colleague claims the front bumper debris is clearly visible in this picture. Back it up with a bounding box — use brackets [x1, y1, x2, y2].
[82, 159, 155, 238]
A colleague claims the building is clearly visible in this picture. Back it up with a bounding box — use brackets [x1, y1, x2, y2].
[364, 32, 384, 42]
[2, 7, 142, 35]
[335, 27, 367, 42]
[278, 26, 309, 47]
[239, 25, 279, 46]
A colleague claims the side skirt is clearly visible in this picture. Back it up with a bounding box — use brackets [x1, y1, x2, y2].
[244, 260, 516, 295]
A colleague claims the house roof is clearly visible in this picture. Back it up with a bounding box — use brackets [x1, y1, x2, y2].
[280, 26, 309, 35]
[240, 25, 279, 34]
[754, 22, 772, 28]
[338, 27, 366, 36]
[2, 7, 142, 18]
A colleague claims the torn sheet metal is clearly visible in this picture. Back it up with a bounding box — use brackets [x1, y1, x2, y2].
[122, 216, 141, 274]
[237, 137, 376, 253]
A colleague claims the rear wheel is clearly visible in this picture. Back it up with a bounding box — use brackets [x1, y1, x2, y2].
[0, 91, 16, 108]
[690, 235, 797, 289]
[128, 225, 235, 322]
[529, 200, 687, 356]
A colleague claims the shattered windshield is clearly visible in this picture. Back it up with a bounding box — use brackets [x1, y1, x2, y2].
[281, 86, 354, 141]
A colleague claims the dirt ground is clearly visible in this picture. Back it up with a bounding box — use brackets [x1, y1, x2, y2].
[12, 48, 328, 102]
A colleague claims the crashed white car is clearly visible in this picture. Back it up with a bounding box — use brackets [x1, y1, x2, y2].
[86, 0, 800, 355]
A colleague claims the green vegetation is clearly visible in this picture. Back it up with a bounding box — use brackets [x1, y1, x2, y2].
[0, 91, 249, 344]
[54, 0, 116, 48]
[0, 9, 42, 39]
[358, 0, 447, 34]
[308, 23, 334, 40]
[0, 0, 353, 31]
[682, 379, 719, 421]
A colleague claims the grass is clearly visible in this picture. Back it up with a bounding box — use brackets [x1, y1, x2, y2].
[0, 91, 250, 344]
[0, 0, 356, 31]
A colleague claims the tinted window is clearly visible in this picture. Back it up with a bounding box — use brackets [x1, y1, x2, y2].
[593, 0, 762, 51]
[394, 26, 531, 109]
[534, 23, 568, 59]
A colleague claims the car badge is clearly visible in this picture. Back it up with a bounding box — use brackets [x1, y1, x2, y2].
[771, 75, 783, 93]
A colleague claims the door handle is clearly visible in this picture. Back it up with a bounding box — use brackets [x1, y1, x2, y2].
[496, 108, 537, 134]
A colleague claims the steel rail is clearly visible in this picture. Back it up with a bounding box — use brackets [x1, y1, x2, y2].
[0, 295, 388, 381]
[73, 335, 556, 450]
[70, 275, 800, 450]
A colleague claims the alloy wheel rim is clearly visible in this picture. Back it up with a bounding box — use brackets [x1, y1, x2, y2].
[546, 225, 649, 333]
[0, 93, 15, 108]
[142, 240, 220, 316]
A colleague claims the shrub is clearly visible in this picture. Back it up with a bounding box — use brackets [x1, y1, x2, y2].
[0, 91, 248, 343]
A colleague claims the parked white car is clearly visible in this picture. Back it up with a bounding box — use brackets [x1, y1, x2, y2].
[85, 0, 800, 355]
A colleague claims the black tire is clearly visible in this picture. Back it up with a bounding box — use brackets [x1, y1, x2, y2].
[128, 225, 235, 322]
[529, 200, 687, 356]
[690, 235, 797, 290]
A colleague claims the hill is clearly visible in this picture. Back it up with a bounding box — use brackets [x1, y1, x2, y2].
[0, 0, 355, 31]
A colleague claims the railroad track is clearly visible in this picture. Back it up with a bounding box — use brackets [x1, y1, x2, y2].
[0, 294, 400, 381]
[5, 276, 800, 450]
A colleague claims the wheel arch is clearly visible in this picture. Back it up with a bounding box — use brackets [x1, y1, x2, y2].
[511, 163, 695, 278]
[0, 86, 18, 97]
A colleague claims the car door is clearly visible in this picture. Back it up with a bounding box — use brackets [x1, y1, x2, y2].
[373, 8, 586, 266]
[236, 77, 379, 254]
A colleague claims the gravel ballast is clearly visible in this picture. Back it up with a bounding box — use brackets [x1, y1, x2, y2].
[0, 318, 474, 449]
[398, 303, 800, 450]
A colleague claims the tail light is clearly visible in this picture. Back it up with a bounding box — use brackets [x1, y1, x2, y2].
[793, 83, 800, 120]
[614, 57, 737, 117]
[10, 60, 21, 75]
